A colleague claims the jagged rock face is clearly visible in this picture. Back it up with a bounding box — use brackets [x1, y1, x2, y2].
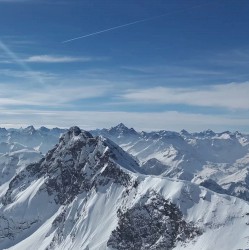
[3, 127, 139, 205]
[0, 215, 38, 240]
[199, 179, 228, 195]
[108, 191, 201, 250]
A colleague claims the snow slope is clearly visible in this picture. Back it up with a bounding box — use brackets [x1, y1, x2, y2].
[0, 143, 42, 199]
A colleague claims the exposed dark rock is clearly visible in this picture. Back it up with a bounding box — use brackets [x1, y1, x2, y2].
[200, 179, 228, 195]
[108, 190, 201, 250]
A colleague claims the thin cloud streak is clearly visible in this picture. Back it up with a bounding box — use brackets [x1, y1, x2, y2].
[23, 55, 100, 63]
[0, 69, 56, 80]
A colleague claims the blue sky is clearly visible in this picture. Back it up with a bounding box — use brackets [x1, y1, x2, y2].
[0, 0, 249, 132]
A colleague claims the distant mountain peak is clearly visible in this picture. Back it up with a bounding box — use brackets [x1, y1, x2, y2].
[23, 125, 36, 134]
[39, 126, 50, 132]
[114, 123, 129, 130]
[109, 123, 138, 136]
[203, 129, 215, 135]
[0, 127, 8, 134]
[180, 129, 190, 135]
[192, 129, 216, 137]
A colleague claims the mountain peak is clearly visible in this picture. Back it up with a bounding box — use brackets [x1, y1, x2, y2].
[0, 127, 8, 134]
[114, 123, 128, 130]
[203, 129, 215, 135]
[3, 127, 139, 206]
[59, 126, 93, 145]
[180, 129, 190, 135]
[39, 126, 50, 133]
[68, 126, 82, 136]
[109, 123, 138, 136]
[23, 125, 36, 134]
[193, 129, 216, 137]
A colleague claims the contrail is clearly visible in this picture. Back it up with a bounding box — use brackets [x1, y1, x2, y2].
[62, 3, 213, 44]
[0, 40, 44, 84]
[62, 14, 166, 43]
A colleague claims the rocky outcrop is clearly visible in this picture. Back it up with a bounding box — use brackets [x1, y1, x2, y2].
[108, 190, 201, 250]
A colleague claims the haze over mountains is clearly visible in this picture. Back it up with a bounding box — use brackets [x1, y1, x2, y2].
[0, 124, 249, 249]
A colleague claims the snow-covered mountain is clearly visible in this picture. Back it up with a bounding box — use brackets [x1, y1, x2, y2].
[2, 123, 249, 202]
[0, 126, 67, 154]
[92, 124, 249, 201]
[0, 127, 249, 250]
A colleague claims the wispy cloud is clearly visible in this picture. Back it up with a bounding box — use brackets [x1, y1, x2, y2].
[0, 52, 106, 64]
[209, 48, 249, 68]
[0, 69, 56, 80]
[23, 55, 99, 63]
[122, 65, 224, 76]
[0, 82, 112, 107]
[121, 82, 249, 110]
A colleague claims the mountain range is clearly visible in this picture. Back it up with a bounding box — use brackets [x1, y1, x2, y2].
[0, 124, 248, 249]
[92, 123, 249, 202]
